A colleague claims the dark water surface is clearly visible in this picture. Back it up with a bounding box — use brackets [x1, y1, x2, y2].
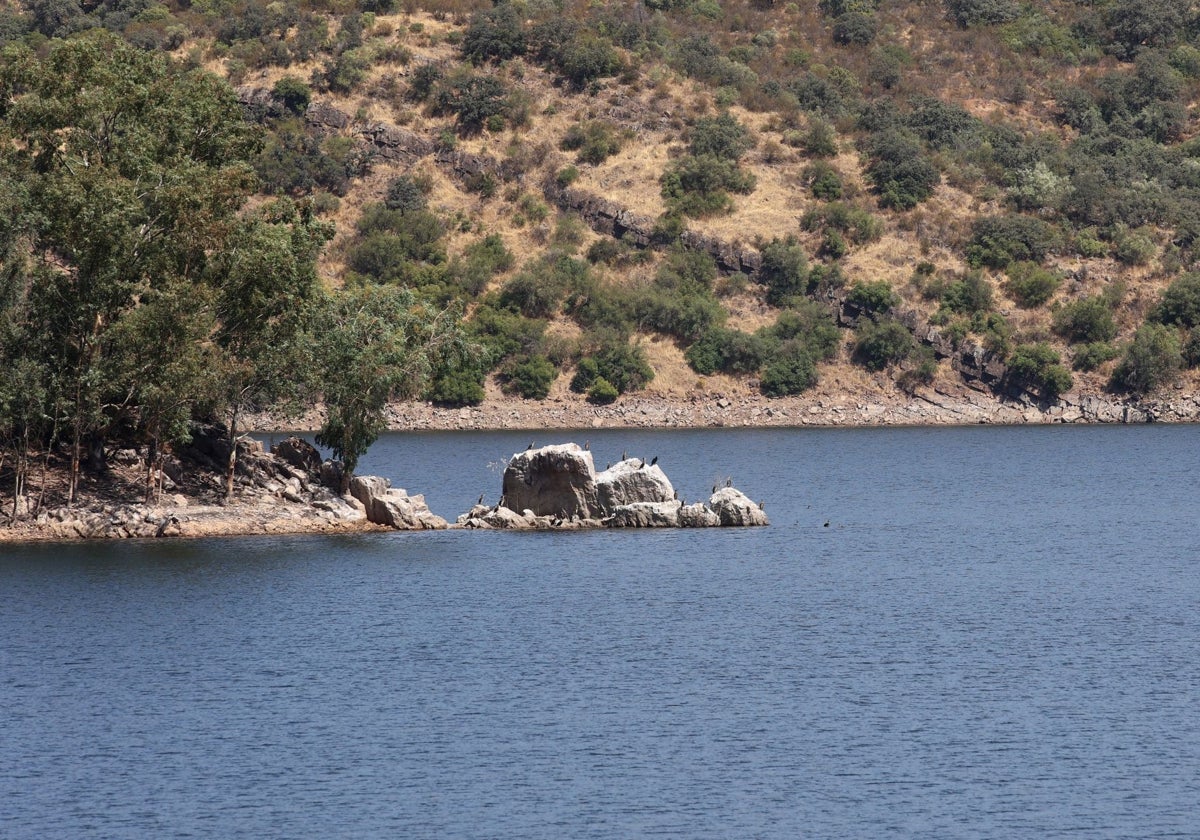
[3, 425, 1199, 837]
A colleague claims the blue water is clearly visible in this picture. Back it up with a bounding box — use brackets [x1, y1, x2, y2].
[3, 426, 1199, 837]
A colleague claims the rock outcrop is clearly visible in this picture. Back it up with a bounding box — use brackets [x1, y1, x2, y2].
[349, 475, 448, 530]
[709, 487, 769, 526]
[457, 443, 767, 530]
[501, 443, 599, 518]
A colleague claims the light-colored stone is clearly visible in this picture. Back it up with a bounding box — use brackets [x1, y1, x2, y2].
[349, 475, 448, 530]
[679, 503, 720, 527]
[605, 500, 681, 528]
[709, 487, 769, 526]
[595, 459, 675, 513]
[501, 443, 598, 518]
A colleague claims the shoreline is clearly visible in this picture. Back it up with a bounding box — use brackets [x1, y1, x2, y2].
[247, 385, 1200, 434]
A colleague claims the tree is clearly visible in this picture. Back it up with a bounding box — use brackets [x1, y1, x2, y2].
[1111, 323, 1182, 394]
[314, 286, 467, 487]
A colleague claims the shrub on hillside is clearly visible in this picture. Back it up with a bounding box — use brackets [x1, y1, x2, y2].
[1007, 342, 1073, 400]
[561, 121, 623, 165]
[757, 238, 810, 306]
[1111, 323, 1182, 394]
[847, 280, 899, 313]
[1052, 296, 1118, 343]
[689, 112, 754, 161]
[938, 271, 994, 315]
[1151, 273, 1200, 327]
[853, 317, 914, 370]
[760, 342, 819, 396]
[501, 355, 557, 400]
[384, 175, 428, 213]
[966, 214, 1059, 268]
[1072, 341, 1120, 371]
[1005, 262, 1061, 308]
[863, 129, 939, 210]
[426, 367, 486, 406]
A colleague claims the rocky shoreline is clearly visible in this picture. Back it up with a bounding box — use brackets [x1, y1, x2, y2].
[243, 383, 1200, 435]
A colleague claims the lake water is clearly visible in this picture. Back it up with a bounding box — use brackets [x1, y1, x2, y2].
[2, 425, 1199, 838]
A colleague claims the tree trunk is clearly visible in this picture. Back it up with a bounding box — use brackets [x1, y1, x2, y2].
[225, 409, 238, 500]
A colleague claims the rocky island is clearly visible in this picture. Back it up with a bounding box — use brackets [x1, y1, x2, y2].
[0, 436, 764, 542]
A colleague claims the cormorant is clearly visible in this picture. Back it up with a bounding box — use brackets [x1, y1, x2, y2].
[478, 493, 484, 505]
[712, 484, 717, 494]
[673, 490, 678, 500]
[622, 449, 628, 460]
[650, 456, 658, 466]
[823, 521, 830, 527]
[725, 478, 732, 487]
[757, 500, 765, 510]
[527, 441, 534, 450]
[584, 441, 590, 450]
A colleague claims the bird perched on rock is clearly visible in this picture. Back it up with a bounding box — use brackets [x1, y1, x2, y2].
[622, 449, 628, 460]
[584, 441, 590, 450]
[725, 478, 732, 487]
[712, 484, 717, 494]
[673, 490, 678, 500]
[638, 459, 645, 469]
[757, 500, 765, 510]
[527, 442, 534, 450]
[478, 493, 484, 505]
[650, 456, 658, 466]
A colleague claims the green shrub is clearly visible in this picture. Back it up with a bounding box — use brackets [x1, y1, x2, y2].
[803, 161, 844, 200]
[661, 154, 756, 217]
[864, 129, 939, 210]
[939, 271, 994, 315]
[685, 328, 767, 375]
[499, 255, 588, 318]
[966, 214, 1059, 268]
[384, 175, 428, 213]
[1072, 341, 1120, 371]
[1111, 323, 1182, 394]
[587, 376, 619, 404]
[556, 165, 580, 187]
[1007, 342, 1073, 400]
[760, 342, 818, 396]
[946, 0, 1019, 27]
[561, 120, 623, 165]
[757, 238, 809, 306]
[1115, 230, 1156, 265]
[764, 300, 841, 361]
[1005, 262, 1061, 308]
[1052, 296, 1118, 343]
[450, 234, 513, 296]
[802, 118, 839, 157]
[461, 4, 526, 64]
[426, 368, 485, 406]
[832, 11, 877, 45]
[469, 303, 547, 363]
[689, 112, 754, 161]
[802, 202, 884, 244]
[502, 355, 557, 399]
[1151, 273, 1200, 327]
[853, 317, 914, 370]
[847, 280, 899, 313]
[572, 342, 653, 394]
[272, 76, 311, 115]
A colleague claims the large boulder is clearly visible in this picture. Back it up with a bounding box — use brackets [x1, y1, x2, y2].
[679, 502, 720, 528]
[271, 436, 322, 474]
[595, 459, 675, 514]
[502, 444, 599, 518]
[349, 475, 448, 530]
[605, 500, 682, 528]
[709, 487, 769, 526]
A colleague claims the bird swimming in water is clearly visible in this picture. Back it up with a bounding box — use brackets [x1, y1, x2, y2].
[823, 521, 830, 527]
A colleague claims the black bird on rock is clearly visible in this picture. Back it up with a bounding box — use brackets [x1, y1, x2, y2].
[478, 493, 484, 505]
[650, 456, 658, 466]
[527, 441, 534, 450]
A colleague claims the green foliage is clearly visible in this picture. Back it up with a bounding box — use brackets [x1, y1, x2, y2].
[939, 271, 994, 315]
[272, 76, 311, 115]
[1052, 296, 1118, 344]
[462, 4, 525, 64]
[661, 154, 756, 218]
[690, 112, 753, 161]
[1111, 323, 1182, 394]
[802, 202, 884, 244]
[685, 328, 768, 375]
[801, 118, 839, 157]
[853, 317, 915, 370]
[757, 238, 809, 306]
[1005, 262, 1061, 308]
[587, 376, 619, 404]
[1072, 342, 1120, 372]
[315, 285, 466, 482]
[501, 354, 556, 399]
[431, 72, 510, 136]
[449, 234, 513, 296]
[766, 300, 841, 361]
[384, 175, 428, 213]
[847, 280, 898, 313]
[1115, 230, 1156, 265]
[426, 366, 485, 407]
[1007, 342, 1073, 400]
[556, 165, 580, 187]
[1151, 273, 1200, 327]
[561, 121, 623, 165]
[832, 12, 877, 46]
[966, 214, 1059, 268]
[469, 303, 547, 364]
[803, 161, 843, 200]
[945, 0, 1019, 27]
[864, 129, 939, 210]
[571, 341, 653, 394]
[498, 254, 589, 318]
[760, 342, 818, 395]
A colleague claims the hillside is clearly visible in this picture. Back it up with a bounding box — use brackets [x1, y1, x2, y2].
[6, 0, 1200, 479]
